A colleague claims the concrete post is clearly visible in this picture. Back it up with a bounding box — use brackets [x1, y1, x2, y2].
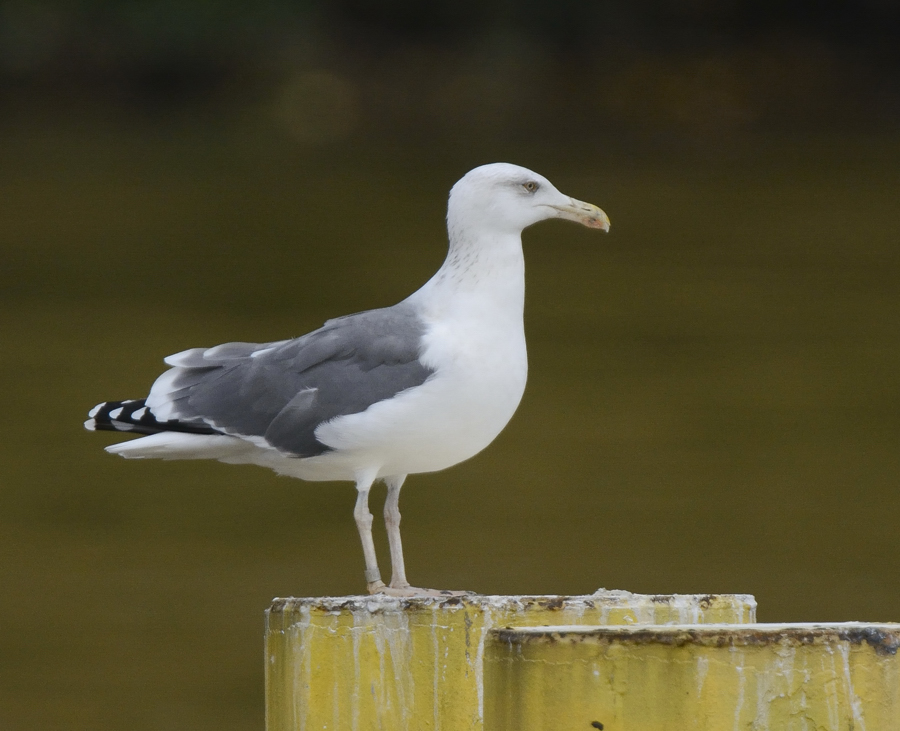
[265, 591, 756, 730]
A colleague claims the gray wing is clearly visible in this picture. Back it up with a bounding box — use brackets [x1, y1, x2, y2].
[151, 302, 433, 457]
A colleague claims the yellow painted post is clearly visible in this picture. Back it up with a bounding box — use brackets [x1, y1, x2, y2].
[265, 592, 755, 731]
[485, 623, 900, 730]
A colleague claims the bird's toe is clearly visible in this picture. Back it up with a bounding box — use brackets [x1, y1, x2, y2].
[374, 585, 473, 598]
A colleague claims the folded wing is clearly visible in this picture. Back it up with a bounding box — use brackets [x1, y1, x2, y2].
[140, 303, 434, 458]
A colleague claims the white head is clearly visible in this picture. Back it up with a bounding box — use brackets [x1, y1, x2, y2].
[447, 163, 610, 239]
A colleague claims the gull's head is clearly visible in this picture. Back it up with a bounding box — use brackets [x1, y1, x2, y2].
[447, 162, 610, 237]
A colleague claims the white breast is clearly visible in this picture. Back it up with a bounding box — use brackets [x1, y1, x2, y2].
[309, 230, 529, 480]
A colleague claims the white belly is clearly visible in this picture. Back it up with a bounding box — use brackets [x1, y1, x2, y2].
[303, 315, 528, 480]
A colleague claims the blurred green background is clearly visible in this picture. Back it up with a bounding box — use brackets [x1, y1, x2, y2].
[2, 2, 900, 730]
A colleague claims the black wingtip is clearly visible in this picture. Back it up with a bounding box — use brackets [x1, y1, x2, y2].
[85, 399, 221, 436]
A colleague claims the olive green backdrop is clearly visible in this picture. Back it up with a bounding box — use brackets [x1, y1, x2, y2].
[1, 2, 900, 730]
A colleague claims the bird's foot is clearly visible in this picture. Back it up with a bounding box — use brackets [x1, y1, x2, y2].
[368, 581, 472, 598]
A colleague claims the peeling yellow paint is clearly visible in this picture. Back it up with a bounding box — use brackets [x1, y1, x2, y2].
[265, 592, 755, 731]
[485, 623, 900, 731]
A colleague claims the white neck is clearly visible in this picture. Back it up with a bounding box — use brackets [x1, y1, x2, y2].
[410, 225, 526, 323]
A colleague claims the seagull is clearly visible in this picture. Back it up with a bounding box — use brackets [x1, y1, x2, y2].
[85, 163, 610, 596]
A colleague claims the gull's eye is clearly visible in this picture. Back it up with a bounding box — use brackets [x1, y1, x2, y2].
[522, 181, 539, 193]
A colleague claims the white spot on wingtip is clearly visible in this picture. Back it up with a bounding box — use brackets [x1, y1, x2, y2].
[88, 404, 103, 418]
[131, 407, 148, 421]
[109, 407, 123, 420]
[84, 419, 96, 431]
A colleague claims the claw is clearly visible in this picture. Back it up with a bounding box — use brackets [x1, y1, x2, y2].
[373, 585, 473, 598]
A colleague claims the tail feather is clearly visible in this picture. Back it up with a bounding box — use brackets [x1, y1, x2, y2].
[85, 398, 220, 436]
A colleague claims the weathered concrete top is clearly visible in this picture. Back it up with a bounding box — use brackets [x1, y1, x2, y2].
[267, 589, 757, 628]
[492, 621, 900, 655]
